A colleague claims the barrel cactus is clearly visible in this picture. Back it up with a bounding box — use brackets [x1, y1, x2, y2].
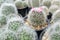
[52, 10, 60, 22]
[42, 21, 60, 40]
[51, 0, 60, 7]
[17, 26, 37, 40]
[7, 17, 24, 31]
[49, 5, 59, 14]
[0, 3, 18, 16]
[0, 30, 17, 40]
[15, 0, 28, 9]
[42, 0, 51, 8]
[0, 14, 7, 27]
[28, 7, 47, 30]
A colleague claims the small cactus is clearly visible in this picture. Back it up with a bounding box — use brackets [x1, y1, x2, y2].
[49, 5, 59, 14]
[42, 22, 60, 40]
[52, 10, 60, 22]
[0, 3, 18, 16]
[17, 26, 37, 40]
[15, 0, 28, 9]
[7, 17, 24, 31]
[51, 0, 60, 7]
[28, 7, 46, 29]
[42, 0, 51, 8]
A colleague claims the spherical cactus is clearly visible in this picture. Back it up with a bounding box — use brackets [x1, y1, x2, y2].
[52, 10, 60, 22]
[0, 14, 7, 27]
[27, 7, 47, 30]
[0, 0, 14, 7]
[26, 0, 43, 7]
[42, 0, 51, 8]
[15, 0, 28, 9]
[0, 30, 17, 40]
[42, 21, 60, 40]
[7, 17, 24, 31]
[49, 5, 59, 14]
[17, 26, 37, 40]
[0, 3, 18, 16]
[51, 0, 60, 7]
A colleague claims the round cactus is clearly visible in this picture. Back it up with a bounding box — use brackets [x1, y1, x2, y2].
[7, 17, 24, 31]
[51, 0, 60, 7]
[28, 7, 47, 30]
[42, 0, 51, 8]
[15, 0, 28, 9]
[17, 26, 37, 40]
[26, 0, 43, 7]
[0, 3, 18, 16]
[42, 21, 60, 40]
[0, 14, 7, 27]
[52, 10, 60, 22]
[49, 5, 59, 14]
[0, 30, 17, 40]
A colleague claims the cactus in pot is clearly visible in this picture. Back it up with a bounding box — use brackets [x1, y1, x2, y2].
[49, 5, 59, 14]
[17, 26, 37, 40]
[0, 3, 18, 16]
[27, 7, 47, 30]
[42, 21, 60, 40]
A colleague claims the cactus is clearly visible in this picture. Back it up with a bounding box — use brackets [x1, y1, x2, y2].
[28, 7, 46, 28]
[51, 0, 60, 7]
[26, 0, 43, 7]
[49, 5, 59, 14]
[7, 17, 24, 31]
[0, 14, 7, 27]
[15, 0, 28, 9]
[42, 22, 60, 40]
[52, 10, 60, 22]
[0, 30, 17, 40]
[17, 26, 37, 40]
[0, 3, 18, 16]
[42, 0, 51, 8]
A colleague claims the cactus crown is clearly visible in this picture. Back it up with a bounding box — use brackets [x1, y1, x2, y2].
[28, 7, 46, 27]
[0, 3, 18, 16]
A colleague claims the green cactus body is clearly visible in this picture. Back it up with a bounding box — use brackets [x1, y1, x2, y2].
[42, 0, 51, 8]
[28, 8, 46, 27]
[15, 0, 28, 9]
[52, 10, 60, 22]
[8, 17, 24, 31]
[51, 0, 60, 7]
[49, 5, 59, 14]
[0, 15, 6, 27]
[17, 26, 37, 40]
[0, 3, 18, 16]
[0, 30, 17, 40]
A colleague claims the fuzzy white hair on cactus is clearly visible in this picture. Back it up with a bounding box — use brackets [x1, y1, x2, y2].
[51, 0, 60, 7]
[49, 5, 59, 14]
[0, 3, 18, 16]
[25, 0, 43, 7]
[52, 10, 60, 22]
[0, 30, 17, 40]
[17, 26, 37, 40]
[7, 17, 24, 31]
[15, 0, 28, 9]
[42, 0, 51, 8]
[42, 21, 60, 40]
[28, 7, 46, 27]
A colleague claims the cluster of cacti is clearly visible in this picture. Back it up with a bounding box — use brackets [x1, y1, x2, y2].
[0, 3, 18, 16]
[42, 22, 60, 40]
[15, 0, 28, 9]
[49, 5, 59, 14]
[17, 26, 37, 40]
[52, 10, 60, 22]
[42, 0, 51, 8]
[28, 7, 47, 29]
